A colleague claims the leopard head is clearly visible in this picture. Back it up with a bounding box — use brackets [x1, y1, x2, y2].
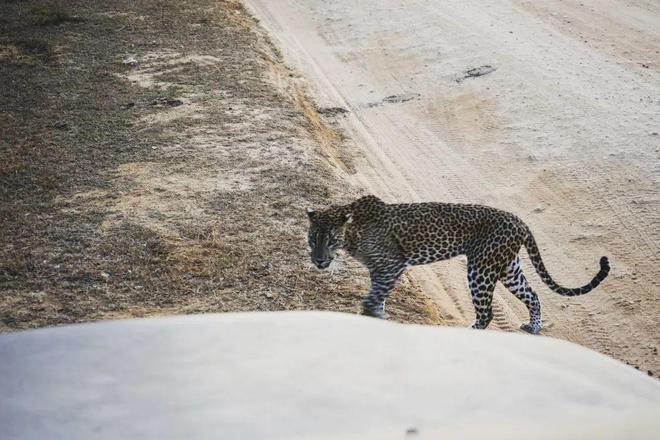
[306, 208, 352, 269]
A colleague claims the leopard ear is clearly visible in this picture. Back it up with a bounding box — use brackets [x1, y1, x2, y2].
[343, 213, 353, 224]
[306, 208, 316, 220]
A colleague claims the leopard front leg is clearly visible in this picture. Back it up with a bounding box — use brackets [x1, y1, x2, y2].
[361, 264, 406, 318]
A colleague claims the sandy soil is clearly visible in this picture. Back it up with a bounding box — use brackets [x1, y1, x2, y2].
[245, 0, 660, 374]
[0, 1, 439, 331]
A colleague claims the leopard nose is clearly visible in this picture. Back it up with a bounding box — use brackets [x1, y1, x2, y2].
[313, 258, 330, 269]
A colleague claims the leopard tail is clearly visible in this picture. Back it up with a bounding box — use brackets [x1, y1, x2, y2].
[524, 227, 610, 296]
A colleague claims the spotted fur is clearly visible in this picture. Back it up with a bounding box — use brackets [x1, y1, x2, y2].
[306, 195, 610, 333]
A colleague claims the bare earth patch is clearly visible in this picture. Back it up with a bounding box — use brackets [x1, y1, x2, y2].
[0, 0, 438, 331]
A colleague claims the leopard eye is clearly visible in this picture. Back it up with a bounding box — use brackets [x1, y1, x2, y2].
[328, 232, 341, 249]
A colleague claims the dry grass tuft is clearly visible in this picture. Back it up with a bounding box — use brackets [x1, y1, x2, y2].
[28, 4, 84, 26]
[0, 39, 54, 63]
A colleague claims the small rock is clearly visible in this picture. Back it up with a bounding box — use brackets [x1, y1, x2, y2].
[151, 97, 183, 107]
[122, 56, 138, 66]
[317, 106, 349, 116]
[382, 93, 420, 104]
[457, 65, 496, 82]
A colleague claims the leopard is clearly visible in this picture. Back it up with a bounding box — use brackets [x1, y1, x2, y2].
[306, 195, 610, 334]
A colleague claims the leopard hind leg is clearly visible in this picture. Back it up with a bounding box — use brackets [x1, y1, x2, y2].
[501, 255, 542, 334]
[467, 263, 498, 330]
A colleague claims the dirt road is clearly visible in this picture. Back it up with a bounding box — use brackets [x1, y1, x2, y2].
[246, 0, 660, 373]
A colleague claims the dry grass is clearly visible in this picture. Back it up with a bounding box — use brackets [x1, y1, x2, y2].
[0, 0, 438, 332]
[28, 3, 85, 26]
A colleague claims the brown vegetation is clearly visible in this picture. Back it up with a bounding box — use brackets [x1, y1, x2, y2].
[0, 0, 437, 331]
